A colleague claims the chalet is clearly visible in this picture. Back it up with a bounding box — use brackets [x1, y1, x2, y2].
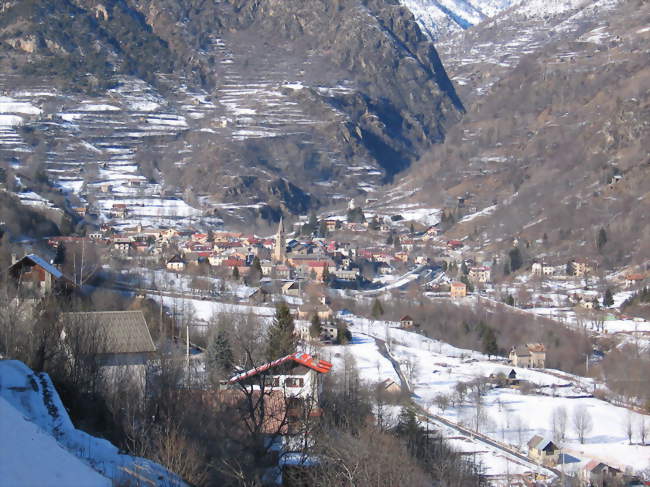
[8, 254, 75, 297]
[582, 461, 625, 486]
[468, 266, 491, 283]
[59, 310, 156, 389]
[166, 255, 186, 272]
[450, 281, 467, 298]
[220, 353, 332, 436]
[400, 315, 416, 329]
[509, 343, 546, 368]
[527, 435, 559, 466]
[226, 352, 332, 401]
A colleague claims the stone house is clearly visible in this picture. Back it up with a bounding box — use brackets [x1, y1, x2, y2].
[468, 266, 491, 283]
[8, 254, 76, 297]
[509, 343, 546, 368]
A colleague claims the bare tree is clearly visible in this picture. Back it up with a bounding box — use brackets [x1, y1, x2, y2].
[624, 411, 634, 445]
[572, 405, 593, 444]
[551, 405, 568, 442]
[638, 415, 648, 446]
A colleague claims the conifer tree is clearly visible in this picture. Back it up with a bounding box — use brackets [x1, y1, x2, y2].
[266, 301, 297, 360]
[207, 328, 234, 377]
[603, 288, 614, 307]
[597, 227, 608, 251]
[371, 298, 384, 318]
[310, 314, 322, 338]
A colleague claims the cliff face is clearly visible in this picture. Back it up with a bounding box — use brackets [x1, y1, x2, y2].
[0, 0, 463, 219]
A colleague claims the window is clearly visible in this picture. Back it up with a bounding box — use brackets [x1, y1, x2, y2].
[284, 377, 304, 388]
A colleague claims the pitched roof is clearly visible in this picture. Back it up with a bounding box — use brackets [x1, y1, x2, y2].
[61, 311, 156, 354]
[228, 352, 332, 384]
[19, 254, 64, 280]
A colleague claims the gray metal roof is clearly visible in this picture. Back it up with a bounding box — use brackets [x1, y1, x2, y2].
[61, 310, 156, 354]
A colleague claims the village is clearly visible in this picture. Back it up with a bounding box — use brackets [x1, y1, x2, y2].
[2, 191, 649, 486]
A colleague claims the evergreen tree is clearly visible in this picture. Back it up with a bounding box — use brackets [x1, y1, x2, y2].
[266, 302, 297, 360]
[482, 327, 499, 358]
[252, 256, 262, 274]
[386, 232, 394, 245]
[603, 288, 614, 307]
[504, 294, 515, 306]
[508, 247, 523, 272]
[371, 298, 384, 318]
[461, 261, 469, 275]
[337, 321, 351, 344]
[309, 314, 322, 338]
[409, 223, 415, 235]
[503, 261, 511, 276]
[206, 328, 234, 377]
[232, 265, 240, 280]
[321, 265, 330, 283]
[597, 227, 608, 251]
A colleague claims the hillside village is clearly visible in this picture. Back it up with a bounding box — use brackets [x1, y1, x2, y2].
[1, 191, 649, 486]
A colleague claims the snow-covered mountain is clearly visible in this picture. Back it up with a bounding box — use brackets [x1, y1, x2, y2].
[399, 0, 518, 39]
[399, 0, 608, 40]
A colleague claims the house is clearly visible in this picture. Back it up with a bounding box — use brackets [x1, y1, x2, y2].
[583, 460, 625, 486]
[112, 237, 133, 254]
[570, 258, 593, 277]
[447, 240, 464, 251]
[8, 254, 75, 297]
[320, 323, 338, 342]
[110, 203, 128, 219]
[297, 303, 333, 321]
[59, 310, 156, 389]
[527, 435, 559, 466]
[220, 352, 332, 436]
[624, 273, 646, 288]
[400, 315, 416, 329]
[226, 352, 332, 400]
[166, 255, 186, 271]
[450, 281, 467, 298]
[532, 262, 555, 277]
[509, 343, 546, 368]
[282, 281, 301, 297]
[468, 266, 491, 283]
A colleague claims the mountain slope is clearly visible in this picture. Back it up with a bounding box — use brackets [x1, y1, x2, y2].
[0, 0, 463, 224]
[400, 0, 650, 266]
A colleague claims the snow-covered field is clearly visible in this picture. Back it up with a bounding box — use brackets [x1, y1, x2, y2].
[0, 360, 186, 487]
[328, 318, 650, 478]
